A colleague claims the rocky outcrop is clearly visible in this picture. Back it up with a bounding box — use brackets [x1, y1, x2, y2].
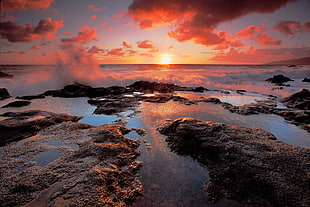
[158, 118, 310, 207]
[0, 110, 80, 146]
[281, 88, 310, 110]
[1, 100, 31, 108]
[0, 71, 13, 78]
[127, 80, 180, 93]
[302, 78, 310, 82]
[265, 75, 293, 84]
[0, 121, 142, 206]
[0, 88, 11, 100]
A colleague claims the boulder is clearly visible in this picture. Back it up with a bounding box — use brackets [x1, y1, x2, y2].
[302, 78, 310, 82]
[158, 118, 310, 207]
[127, 80, 180, 93]
[2, 100, 31, 108]
[265, 75, 293, 83]
[281, 89, 310, 109]
[0, 88, 11, 100]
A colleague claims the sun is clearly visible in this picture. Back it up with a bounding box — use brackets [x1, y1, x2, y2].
[160, 53, 172, 65]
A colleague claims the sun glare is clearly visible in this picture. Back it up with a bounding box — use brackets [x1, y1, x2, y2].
[160, 53, 172, 65]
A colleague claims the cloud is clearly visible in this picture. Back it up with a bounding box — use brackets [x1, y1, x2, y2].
[237, 25, 280, 46]
[128, 0, 297, 47]
[122, 41, 132, 48]
[2, 0, 54, 12]
[88, 46, 106, 54]
[0, 50, 25, 55]
[0, 14, 18, 21]
[61, 28, 97, 44]
[88, 5, 107, 12]
[0, 18, 64, 43]
[273, 20, 310, 34]
[87, 45, 138, 57]
[30, 44, 40, 50]
[137, 40, 155, 49]
[273, 20, 301, 34]
[113, 10, 126, 19]
[91, 15, 97, 20]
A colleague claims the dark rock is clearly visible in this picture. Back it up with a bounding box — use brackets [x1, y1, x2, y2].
[158, 118, 310, 207]
[281, 89, 310, 109]
[193, 86, 206, 93]
[0, 110, 80, 146]
[0, 121, 142, 206]
[302, 78, 310, 82]
[265, 75, 293, 83]
[44, 83, 93, 97]
[0, 88, 11, 100]
[202, 97, 222, 104]
[2, 101, 31, 108]
[16, 94, 45, 100]
[127, 80, 180, 93]
[236, 90, 246, 94]
[0, 71, 13, 78]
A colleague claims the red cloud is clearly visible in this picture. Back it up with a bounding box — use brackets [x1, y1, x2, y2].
[128, 0, 297, 47]
[122, 41, 132, 48]
[91, 15, 97, 20]
[237, 25, 280, 46]
[2, 0, 54, 12]
[273, 20, 301, 34]
[238, 25, 264, 37]
[61, 29, 97, 44]
[88, 5, 107, 12]
[88, 46, 106, 54]
[137, 40, 155, 49]
[0, 18, 64, 43]
[273, 20, 310, 34]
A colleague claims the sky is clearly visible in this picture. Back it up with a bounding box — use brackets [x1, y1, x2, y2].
[0, 0, 310, 64]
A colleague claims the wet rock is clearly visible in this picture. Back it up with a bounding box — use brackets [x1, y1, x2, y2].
[0, 88, 11, 100]
[236, 90, 246, 94]
[0, 71, 13, 78]
[89, 97, 139, 115]
[2, 100, 31, 108]
[0, 121, 142, 206]
[302, 78, 310, 82]
[223, 102, 274, 115]
[202, 97, 222, 104]
[281, 89, 310, 110]
[16, 94, 46, 100]
[158, 118, 310, 207]
[265, 75, 293, 83]
[0, 110, 80, 146]
[44, 83, 93, 97]
[127, 80, 180, 93]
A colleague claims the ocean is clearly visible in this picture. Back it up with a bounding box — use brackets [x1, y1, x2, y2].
[0, 64, 309, 206]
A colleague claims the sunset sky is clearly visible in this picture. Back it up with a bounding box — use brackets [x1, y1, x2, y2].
[0, 0, 310, 64]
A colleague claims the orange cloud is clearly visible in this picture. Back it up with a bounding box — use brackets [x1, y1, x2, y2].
[91, 15, 97, 20]
[61, 29, 97, 44]
[0, 18, 64, 43]
[137, 40, 155, 49]
[1, 0, 54, 12]
[128, 0, 297, 47]
[122, 41, 132, 48]
[238, 25, 264, 37]
[257, 33, 281, 45]
[113, 10, 126, 18]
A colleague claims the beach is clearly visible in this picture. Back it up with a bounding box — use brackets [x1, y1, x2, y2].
[0, 64, 309, 206]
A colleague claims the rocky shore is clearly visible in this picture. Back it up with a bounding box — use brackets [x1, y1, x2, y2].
[158, 118, 310, 207]
[0, 113, 142, 206]
[0, 80, 309, 206]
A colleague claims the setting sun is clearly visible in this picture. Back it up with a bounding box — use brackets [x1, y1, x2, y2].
[160, 54, 172, 65]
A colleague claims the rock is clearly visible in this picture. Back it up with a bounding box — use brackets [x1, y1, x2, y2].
[0, 110, 80, 146]
[265, 75, 293, 83]
[236, 90, 246, 94]
[2, 100, 31, 108]
[0, 71, 13, 78]
[281, 89, 310, 109]
[0, 88, 11, 100]
[127, 80, 180, 93]
[16, 94, 45, 100]
[193, 86, 206, 93]
[44, 83, 93, 97]
[0, 121, 142, 206]
[158, 118, 310, 207]
[302, 78, 310, 82]
[89, 97, 139, 115]
[202, 97, 222, 104]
